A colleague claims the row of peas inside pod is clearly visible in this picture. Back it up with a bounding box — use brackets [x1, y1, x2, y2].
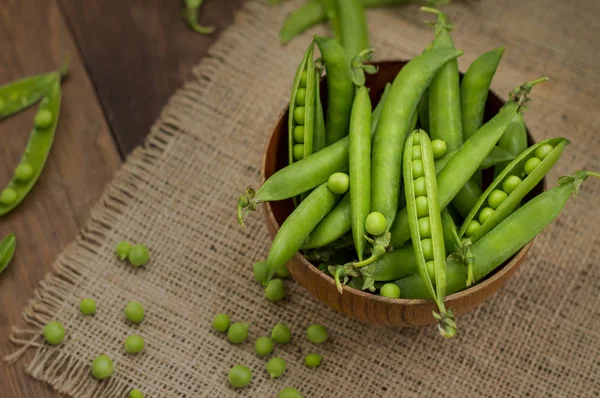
[236, 8, 599, 338]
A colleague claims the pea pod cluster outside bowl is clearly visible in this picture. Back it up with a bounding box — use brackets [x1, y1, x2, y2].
[262, 61, 544, 327]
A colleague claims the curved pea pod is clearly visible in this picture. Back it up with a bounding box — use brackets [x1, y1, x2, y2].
[389, 77, 549, 247]
[288, 43, 316, 165]
[422, 7, 463, 152]
[461, 47, 505, 140]
[0, 233, 17, 275]
[280, 1, 327, 45]
[349, 86, 372, 261]
[458, 137, 569, 243]
[396, 170, 600, 298]
[371, 48, 463, 227]
[360, 246, 417, 288]
[0, 61, 68, 120]
[0, 80, 62, 217]
[264, 183, 341, 283]
[301, 193, 350, 249]
[237, 136, 349, 227]
[314, 36, 355, 145]
[403, 130, 455, 338]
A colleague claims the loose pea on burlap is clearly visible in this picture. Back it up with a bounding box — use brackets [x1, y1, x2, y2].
[7, 0, 600, 396]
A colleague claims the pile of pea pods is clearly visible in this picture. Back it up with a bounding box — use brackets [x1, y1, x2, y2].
[238, 4, 599, 337]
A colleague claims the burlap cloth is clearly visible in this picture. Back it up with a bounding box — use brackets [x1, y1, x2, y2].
[7, 0, 600, 397]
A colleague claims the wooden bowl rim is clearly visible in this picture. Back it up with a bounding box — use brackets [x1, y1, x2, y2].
[260, 59, 539, 307]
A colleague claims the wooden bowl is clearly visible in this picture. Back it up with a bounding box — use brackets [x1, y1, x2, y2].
[262, 60, 543, 327]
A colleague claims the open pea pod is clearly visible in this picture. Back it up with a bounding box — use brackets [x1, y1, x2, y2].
[458, 137, 569, 243]
[288, 43, 316, 165]
[0, 80, 62, 217]
[0, 62, 67, 120]
[0, 233, 16, 275]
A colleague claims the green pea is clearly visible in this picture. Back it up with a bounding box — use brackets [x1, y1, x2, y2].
[271, 323, 291, 344]
[534, 143, 553, 160]
[327, 172, 349, 194]
[91, 354, 114, 380]
[34, 109, 53, 128]
[415, 196, 429, 218]
[488, 189, 508, 209]
[253, 261, 267, 283]
[431, 139, 447, 159]
[524, 157, 541, 175]
[293, 125, 305, 143]
[478, 207, 495, 224]
[125, 301, 145, 324]
[115, 241, 132, 261]
[130, 389, 144, 398]
[380, 283, 400, 298]
[293, 144, 304, 161]
[417, 216, 432, 238]
[265, 278, 286, 302]
[412, 133, 421, 144]
[43, 321, 65, 345]
[14, 163, 34, 182]
[421, 238, 434, 261]
[306, 324, 328, 344]
[293, 106, 305, 125]
[279, 387, 303, 398]
[414, 177, 427, 197]
[275, 264, 290, 278]
[411, 145, 422, 160]
[266, 357, 287, 378]
[412, 160, 424, 179]
[0, 188, 17, 205]
[501, 175, 522, 195]
[128, 244, 149, 267]
[212, 313, 230, 332]
[228, 323, 249, 344]
[426, 260, 435, 281]
[300, 70, 308, 87]
[255, 336, 274, 357]
[79, 298, 97, 315]
[465, 220, 481, 238]
[296, 88, 306, 106]
[124, 334, 145, 354]
[365, 212, 386, 236]
[228, 364, 252, 388]
[304, 353, 322, 368]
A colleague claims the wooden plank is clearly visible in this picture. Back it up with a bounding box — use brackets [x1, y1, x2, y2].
[59, 0, 246, 155]
[0, 1, 121, 396]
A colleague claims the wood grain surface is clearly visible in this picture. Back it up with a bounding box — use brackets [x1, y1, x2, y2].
[0, 0, 242, 396]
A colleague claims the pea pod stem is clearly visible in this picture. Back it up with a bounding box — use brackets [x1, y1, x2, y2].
[0, 233, 16, 275]
[183, 0, 215, 35]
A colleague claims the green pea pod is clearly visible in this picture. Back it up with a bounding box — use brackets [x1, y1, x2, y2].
[237, 136, 348, 227]
[479, 146, 515, 169]
[264, 183, 341, 283]
[371, 48, 462, 226]
[313, 68, 327, 153]
[403, 130, 455, 338]
[451, 179, 483, 219]
[302, 193, 350, 249]
[288, 43, 316, 165]
[417, 89, 429, 132]
[389, 77, 548, 247]
[459, 137, 569, 243]
[335, 0, 369, 60]
[0, 80, 62, 217]
[441, 209, 461, 254]
[360, 245, 417, 286]
[0, 233, 16, 275]
[320, 0, 342, 41]
[280, 1, 327, 45]
[0, 62, 67, 120]
[371, 83, 391, 135]
[314, 36, 355, 145]
[397, 170, 600, 297]
[349, 86, 372, 261]
[422, 7, 463, 152]
[461, 47, 505, 140]
[496, 112, 528, 175]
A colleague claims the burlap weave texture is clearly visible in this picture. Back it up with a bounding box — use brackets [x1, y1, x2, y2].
[8, 0, 600, 397]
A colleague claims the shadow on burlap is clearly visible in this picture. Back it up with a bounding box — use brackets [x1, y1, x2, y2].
[6, 0, 600, 396]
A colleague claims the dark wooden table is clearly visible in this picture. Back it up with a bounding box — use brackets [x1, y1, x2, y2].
[0, 1, 244, 396]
